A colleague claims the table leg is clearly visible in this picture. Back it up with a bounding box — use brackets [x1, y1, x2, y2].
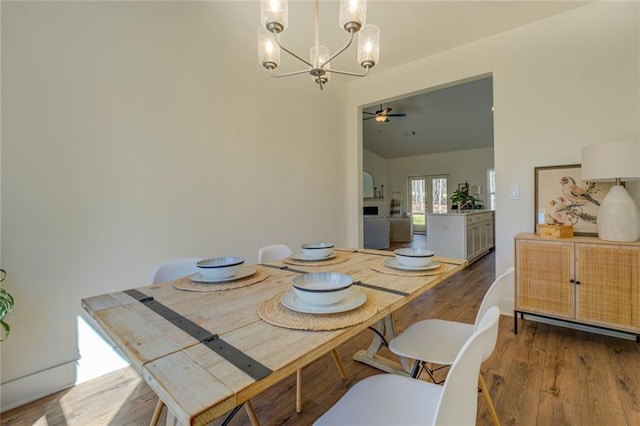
[150, 398, 164, 426]
[244, 400, 260, 426]
[352, 315, 412, 376]
[296, 369, 303, 413]
[165, 409, 178, 426]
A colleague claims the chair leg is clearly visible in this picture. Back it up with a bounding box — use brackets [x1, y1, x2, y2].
[150, 398, 164, 426]
[296, 369, 303, 413]
[330, 349, 348, 379]
[478, 373, 500, 426]
[410, 360, 422, 378]
[244, 399, 260, 426]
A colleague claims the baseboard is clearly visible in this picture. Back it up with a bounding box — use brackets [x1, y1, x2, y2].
[1, 359, 77, 411]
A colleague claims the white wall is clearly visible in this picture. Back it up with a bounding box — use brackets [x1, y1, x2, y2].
[386, 147, 494, 213]
[1, 2, 349, 409]
[347, 2, 639, 309]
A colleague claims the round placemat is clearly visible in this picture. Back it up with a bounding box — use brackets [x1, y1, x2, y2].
[283, 252, 350, 267]
[258, 291, 378, 331]
[172, 268, 268, 292]
[369, 258, 446, 277]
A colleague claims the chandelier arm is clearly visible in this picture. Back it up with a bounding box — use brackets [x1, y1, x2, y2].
[268, 68, 313, 79]
[325, 66, 371, 78]
[321, 29, 355, 69]
[274, 32, 313, 68]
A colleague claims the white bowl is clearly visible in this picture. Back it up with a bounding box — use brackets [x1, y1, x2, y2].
[196, 257, 244, 279]
[292, 272, 353, 306]
[301, 242, 335, 259]
[394, 248, 435, 268]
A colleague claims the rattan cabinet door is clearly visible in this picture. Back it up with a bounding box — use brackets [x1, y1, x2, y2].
[515, 239, 574, 319]
[576, 243, 640, 332]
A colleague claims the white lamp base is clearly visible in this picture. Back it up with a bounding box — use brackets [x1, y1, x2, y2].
[597, 185, 640, 242]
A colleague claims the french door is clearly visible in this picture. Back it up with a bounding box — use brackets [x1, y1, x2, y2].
[409, 175, 448, 233]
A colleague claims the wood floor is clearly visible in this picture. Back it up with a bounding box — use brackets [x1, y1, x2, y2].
[4, 249, 640, 426]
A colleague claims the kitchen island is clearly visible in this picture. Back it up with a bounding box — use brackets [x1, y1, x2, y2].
[426, 210, 495, 263]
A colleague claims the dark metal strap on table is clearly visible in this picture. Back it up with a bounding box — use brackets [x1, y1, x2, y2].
[354, 281, 409, 296]
[124, 289, 272, 380]
[333, 248, 394, 256]
[259, 264, 308, 274]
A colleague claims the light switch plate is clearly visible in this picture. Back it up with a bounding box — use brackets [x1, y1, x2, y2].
[510, 185, 520, 200]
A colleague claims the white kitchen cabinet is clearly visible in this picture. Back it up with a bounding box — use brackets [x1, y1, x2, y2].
[426, 211, 494, 263]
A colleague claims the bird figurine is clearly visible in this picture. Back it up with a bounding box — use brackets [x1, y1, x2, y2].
[559, 176, 600, 206]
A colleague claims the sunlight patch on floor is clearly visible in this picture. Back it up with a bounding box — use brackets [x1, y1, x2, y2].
[76, 315, 128, 384]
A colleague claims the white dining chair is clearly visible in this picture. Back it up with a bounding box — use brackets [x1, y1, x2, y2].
[148, 257, 260, 426]
[314, 306, 501, 425]
[257, 244, 348, 413]
[388, 266, 515, 426]
[149, 257, 201, 284]
[257, 244, 293, 264]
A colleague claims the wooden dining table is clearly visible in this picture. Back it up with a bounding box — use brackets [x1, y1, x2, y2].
[81, 248, 467, 426]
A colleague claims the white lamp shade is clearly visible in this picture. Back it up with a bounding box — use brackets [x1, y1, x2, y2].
[581, 139, 640, 182]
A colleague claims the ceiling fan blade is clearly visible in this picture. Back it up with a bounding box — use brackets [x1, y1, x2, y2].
[386, 113, 407, 117]
[382, 107, 392, 115]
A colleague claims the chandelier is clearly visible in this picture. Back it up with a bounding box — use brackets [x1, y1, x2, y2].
[258, 0, 380, 90]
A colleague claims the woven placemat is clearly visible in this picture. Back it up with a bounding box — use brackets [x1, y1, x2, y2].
[369, 258, 447, 277]
[258, 291, 378, 331]
[283, 252, 350, 267]
[172, 269, 268, 292]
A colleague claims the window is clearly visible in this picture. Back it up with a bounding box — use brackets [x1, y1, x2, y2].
[431, 177, 448, 213]
[488, 169, 496, 210]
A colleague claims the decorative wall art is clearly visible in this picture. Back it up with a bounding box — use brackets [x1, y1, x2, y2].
[534, 164, 612, 236]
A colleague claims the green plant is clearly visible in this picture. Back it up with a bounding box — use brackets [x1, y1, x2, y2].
[0, 269, 14, 342]
[450, 188, 481, 210]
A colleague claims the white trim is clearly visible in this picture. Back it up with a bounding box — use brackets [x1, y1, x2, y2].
[1, 360, 76, 411]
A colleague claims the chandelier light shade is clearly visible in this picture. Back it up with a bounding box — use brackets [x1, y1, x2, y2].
[257, 27, 280, 69]
[339, 0, 366, 31]
[581, 139, 640, 242]
[258, 0, 380, 90]
[261, 0, 287, 33]
[357, 24, 380, 67]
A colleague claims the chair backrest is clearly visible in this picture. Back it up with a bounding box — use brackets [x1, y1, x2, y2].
[149, 257, 201, 284]
[433, 306, 501, 426]
[473, 266, 515, 332]
[258, 244, 292, 263]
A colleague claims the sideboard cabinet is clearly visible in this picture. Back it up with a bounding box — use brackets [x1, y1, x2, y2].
[514, 233, 640, 340]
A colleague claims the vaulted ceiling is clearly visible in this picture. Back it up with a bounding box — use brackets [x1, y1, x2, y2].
[362, 77, 494, 159]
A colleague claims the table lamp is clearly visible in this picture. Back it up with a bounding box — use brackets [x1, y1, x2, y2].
[581, 139, 640, 242]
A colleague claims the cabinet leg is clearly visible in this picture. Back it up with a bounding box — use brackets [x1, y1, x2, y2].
[513, 311, 518, 335]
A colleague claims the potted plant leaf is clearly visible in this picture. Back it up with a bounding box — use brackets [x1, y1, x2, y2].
[450, 188, 482, 211]
[0, 269, 14, 342]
